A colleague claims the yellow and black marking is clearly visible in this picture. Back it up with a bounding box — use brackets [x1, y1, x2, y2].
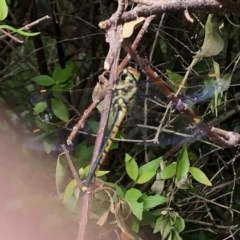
[83, 67, 140, 190]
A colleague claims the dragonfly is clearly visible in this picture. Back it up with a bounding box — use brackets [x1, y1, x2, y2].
[82, 67, 141, 190]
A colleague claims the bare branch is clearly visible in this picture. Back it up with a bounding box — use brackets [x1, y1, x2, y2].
[77, 25, 122, 240]
[61, 144, 83, 189]
[0, 27, 23, 43]
[99, 0, 240, 29]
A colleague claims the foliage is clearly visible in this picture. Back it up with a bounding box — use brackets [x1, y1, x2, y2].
[1, 1, 240, 240]
[59, 154, 168, 238]
[160, 145, 212, 187]
[32, 63, 74, 122]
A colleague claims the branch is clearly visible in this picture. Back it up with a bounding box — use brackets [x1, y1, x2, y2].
[61, 144, 83, 189]
[0, 27, 23, 43]
[99, 0, 240, 29]
[77, 25, 123, 240]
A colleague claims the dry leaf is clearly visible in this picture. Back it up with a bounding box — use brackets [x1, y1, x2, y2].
[92, 71, 109, 113]
[122, 17, 145, 38]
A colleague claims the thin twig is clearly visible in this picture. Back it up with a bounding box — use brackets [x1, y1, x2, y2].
[185, 219, 238, 230]
[0, 27, 23, 43]
[67, 71, 109, 144]
[21, 15, 51, 30]
[61, 144, 83, 188]
[104, 0, 127, 70]
[67, 97, 103, 145]
[149, 13, 165, 62]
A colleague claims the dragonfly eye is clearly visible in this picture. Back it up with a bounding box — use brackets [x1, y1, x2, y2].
[119, 68, 139, 84]
[119, 72, 128, 82]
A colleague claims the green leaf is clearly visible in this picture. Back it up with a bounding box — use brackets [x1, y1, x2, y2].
[175, 216, 185, 233]
[0, 0, 8, 21]
[125, 188, 143, 220]
[136, 157, 161, 184]
[51, 98, 69, 122]
[172, 230, 182, 240]
[52, 63, 73, 83]
[0, 24, 40, 36]
[87, 118, 99, 133]
[125, 153, 138, 181]
[213, 60, 220, 81]
[115, 185, 125, 198]
[43, 140, 53, 154]
[56, 154, 68, 197]
[138, 157, 162, 175]
[166, 70, 184, 92]
[153, 215, 165, 233]
[78, 167, 86, 177]
[34, 117, 51, 131]
[79, 165, 109, 178]
[51, 83, 63, 93]
[63, 179, 77, 204]
[132, 217, 140, 233]
[76, 143, 93, 162]
[96, 170, 110, 177]
[162, 221, 172, 239]
[33, 75, 55, 86]
[33, 101, 47, 114]
[143, 195, 167, 209]
[125, 188, 142, 201]
[155, 216, 171, 238]
[160, 163, 177, 179]
[217, 73, 231, 93]
[207, 65, 232, 99]
[189, 167, 212, 186]
[176, 145, 190, 181]
[194, 14, 224, 58]
[136, 171, 156, 184]
[151, 177, 165, 195]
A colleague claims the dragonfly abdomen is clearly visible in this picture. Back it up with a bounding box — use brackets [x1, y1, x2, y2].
[83, 105, 127, 188]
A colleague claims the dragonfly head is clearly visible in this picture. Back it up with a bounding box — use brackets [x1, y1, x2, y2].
[112, 67, 140, 111]
[120, 66, 140, 83]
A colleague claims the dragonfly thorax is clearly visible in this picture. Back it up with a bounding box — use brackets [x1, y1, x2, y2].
[112, 67, 140, 111]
